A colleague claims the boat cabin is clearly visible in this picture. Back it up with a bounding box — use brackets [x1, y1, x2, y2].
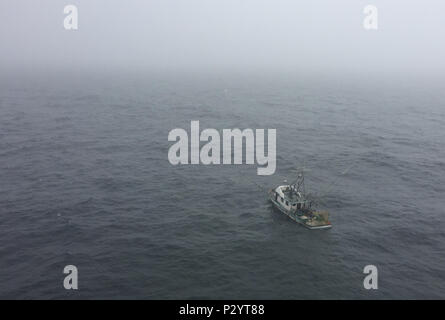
[272, 185, 311, 212]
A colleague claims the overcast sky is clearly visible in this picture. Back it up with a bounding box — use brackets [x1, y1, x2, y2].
[0, 0, 444, 74]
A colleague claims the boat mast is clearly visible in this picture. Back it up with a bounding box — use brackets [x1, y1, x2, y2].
[296, 171, 306, 195]
[290, 169, 306, 196]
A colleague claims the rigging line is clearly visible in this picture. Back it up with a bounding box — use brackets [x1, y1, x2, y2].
[316, 160, 358, 198]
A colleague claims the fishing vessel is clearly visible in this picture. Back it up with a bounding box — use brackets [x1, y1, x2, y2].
[268, 171, 332, 230]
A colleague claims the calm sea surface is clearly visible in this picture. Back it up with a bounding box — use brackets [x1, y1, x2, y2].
[1, 71, 444, 299]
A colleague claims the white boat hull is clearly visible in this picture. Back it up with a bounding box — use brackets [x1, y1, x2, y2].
[269, 197, 332, 230]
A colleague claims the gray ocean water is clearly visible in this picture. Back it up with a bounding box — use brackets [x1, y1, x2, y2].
[1, 71, 444, 299]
